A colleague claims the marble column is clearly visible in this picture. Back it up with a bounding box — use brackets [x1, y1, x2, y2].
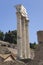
[15, 4, 30, 59]
[21, 17, 30, 59]
[25, 20, 30, 58]
[16, 12, 23, 59]
[21, 17, 27, 58]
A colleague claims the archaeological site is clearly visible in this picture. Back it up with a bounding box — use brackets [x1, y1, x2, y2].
[0, 4, 43, 65]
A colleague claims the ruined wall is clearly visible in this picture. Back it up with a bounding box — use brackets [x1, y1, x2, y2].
[37, 31, 43, 44]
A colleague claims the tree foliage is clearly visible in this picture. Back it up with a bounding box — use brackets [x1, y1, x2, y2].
[0, 30, 17, 44]
[4, 30, 17, 44]
[0, 30, 37, 49]
[30, 42, 37, 49]
[0, 31, 4, 40]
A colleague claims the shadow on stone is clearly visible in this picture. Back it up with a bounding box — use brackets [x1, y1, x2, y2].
[18, 58, 32, 63]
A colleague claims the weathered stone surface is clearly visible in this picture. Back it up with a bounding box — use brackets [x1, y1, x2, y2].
[37, 31, 43, 43]
[0, 56, 4, 62]
[15, 4, 29, 20]
[34, 43, 43, 61]
[27, 60, 38, 65]
[15, 4, 30, 59]
[0, 60, 26, 65]
[0, 46, 11, 54]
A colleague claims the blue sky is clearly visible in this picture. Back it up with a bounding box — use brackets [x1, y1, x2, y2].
[0, 0, 43, 43]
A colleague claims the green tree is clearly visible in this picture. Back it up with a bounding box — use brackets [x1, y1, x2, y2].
[4, 30, 17, 44]
[4, 32, 13, 43]
[11, 30, 17, 44]
[0, 31, 4, 40]
[30, 42, 37, 49]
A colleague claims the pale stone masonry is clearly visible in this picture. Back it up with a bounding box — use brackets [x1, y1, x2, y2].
[15, 4, 30, 59]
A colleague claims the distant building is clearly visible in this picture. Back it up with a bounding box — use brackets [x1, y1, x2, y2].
[37, 31, 43, 44]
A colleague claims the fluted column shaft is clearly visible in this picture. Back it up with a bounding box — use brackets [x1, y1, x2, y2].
[16, 12, 23, 59]
[21, 17, 27, 58]
[16, 12, 30, 59]
[25, 21, 30, 58]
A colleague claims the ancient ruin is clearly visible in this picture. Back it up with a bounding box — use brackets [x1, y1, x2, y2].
[15, 4, 30, 59]
[0, 4, 43, 65]
[37, 31, 43, 44]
